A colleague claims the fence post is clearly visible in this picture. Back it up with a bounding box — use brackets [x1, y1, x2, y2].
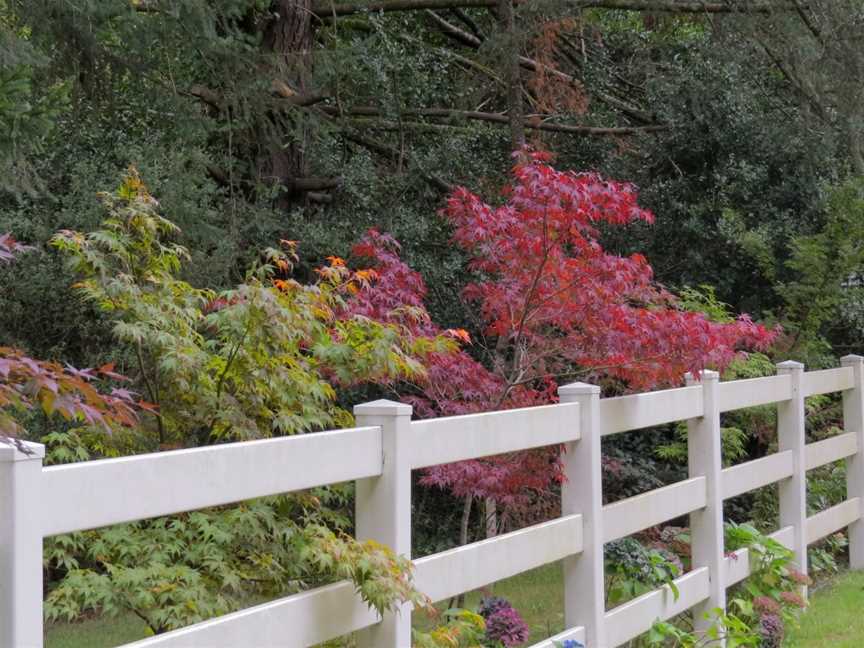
[841, 354, 864, 569]
[0, 440, 45, 648]
[558, 382, 606, 647]
[353, 399, 413, 648]
[776, 360, 808, 590]
[685, 370, 726, 637]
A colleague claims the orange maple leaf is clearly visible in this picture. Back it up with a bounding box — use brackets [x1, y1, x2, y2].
[445, 328, 472, 344]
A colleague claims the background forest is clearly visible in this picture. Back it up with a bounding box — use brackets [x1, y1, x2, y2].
[2, 1, 864, 647]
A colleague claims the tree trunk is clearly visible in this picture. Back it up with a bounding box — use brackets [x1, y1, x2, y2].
[453, 493, 473, 607]
[849, 119, 864, 177]
[260, 0, 314, 206]
[498, 0, 525, 152]
[485, 496, 497, 537]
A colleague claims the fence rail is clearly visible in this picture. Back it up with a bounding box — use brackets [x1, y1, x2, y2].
[40, 426, 384, 536]
[721, 451, 795, 500]
[3, 357, 864, 647]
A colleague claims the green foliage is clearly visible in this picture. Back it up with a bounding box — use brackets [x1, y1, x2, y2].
[44, 498, 426, 635]
[781, 178, 864, 360]
[40, 171, 455, 633]
[52, 170, 450, 445]
[655, 422, 749, 468]
[722, 353, 777, 381]
[717, 210, 777, 283]
[719, 352, 778, 450]
[605, 538, 681, 607]
[648, 609, 759, 648]
[724, 522, 809, 619]
[807, 532, 846, 579]
[41, 433, 429, 636]
[3, 0, 854, 381]
[0, 7, 69, 193]
[413, 609, 487, 648]
[0, 64, 67, 189]
[598, 39, 838, 319]
[602, 432, 672, 502]
[676, 284, 736, 324]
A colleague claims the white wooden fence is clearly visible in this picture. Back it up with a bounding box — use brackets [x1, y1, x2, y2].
[3, 356, 864, 648]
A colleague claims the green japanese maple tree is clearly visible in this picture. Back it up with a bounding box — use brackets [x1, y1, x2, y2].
[43, 169, 453, 634]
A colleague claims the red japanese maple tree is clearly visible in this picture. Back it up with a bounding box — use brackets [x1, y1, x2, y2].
[442, 150, 775, 392]
[347, 152, 777, 537]
[0, 235, 140, 442]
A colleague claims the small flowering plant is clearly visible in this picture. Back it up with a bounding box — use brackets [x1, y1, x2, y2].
[725, 521, 811, 627]
[477, 596, 529, 647]
[552, 640, 585, 648]
[648, 522, 810, 647]
[415, 597, 531, 648]
[478, 596, 512, 619]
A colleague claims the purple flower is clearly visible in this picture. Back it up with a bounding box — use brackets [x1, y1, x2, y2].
[759, 612, 785, 648]
[478, 596, 512, 619]
[485, 606, 529, 647]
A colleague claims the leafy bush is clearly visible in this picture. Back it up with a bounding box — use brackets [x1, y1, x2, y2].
[40, 170, 457, 633]
[605, 537, 682, 607]
[648, 522, 810, 647]
[52, 169, 452, 446]
[45, 495, 423, 635]
[413, 608, 487, 648]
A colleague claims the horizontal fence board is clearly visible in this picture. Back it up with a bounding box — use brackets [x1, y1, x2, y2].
[30, 367, 864, 648]
[805, 432, 859, 471]
[123, 580, 377, 648]
[721, 451, 794, 500]
[599, 386, 703, 437]
[717, 375, 792, 412]
[724, 526, 795, 587]
[527, 626, 586, 648]
[605, 567, 710, 647]
[602, 477, 707, 543]
[802, 367, 854, 397]
[410, 403, 579, 469]
[806, 498, 861, 545]
[42, 427, 382, 536]
[414, 514, 583, 602]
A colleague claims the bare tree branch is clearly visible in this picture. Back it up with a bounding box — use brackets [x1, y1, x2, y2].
[424, 9, 482, 48]
[312, 0, 791, 18]
[335, 125, 454, 191]
[424, 11, 660, 125]
[321, 105, 668, 134]
[187, 84, 328, 110]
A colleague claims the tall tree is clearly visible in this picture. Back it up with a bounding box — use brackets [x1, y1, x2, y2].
[346, 152, 777, 545]
[734, 0, 864, 175]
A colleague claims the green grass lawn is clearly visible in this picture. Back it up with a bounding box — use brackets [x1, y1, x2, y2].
[46, 566, 864, 647]
[46, 564, 568, 648]
[784, 570, 864, 647]
[46, 612, 149, 648]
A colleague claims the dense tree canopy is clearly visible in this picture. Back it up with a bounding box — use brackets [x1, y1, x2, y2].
[2, 0, 857, 337]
